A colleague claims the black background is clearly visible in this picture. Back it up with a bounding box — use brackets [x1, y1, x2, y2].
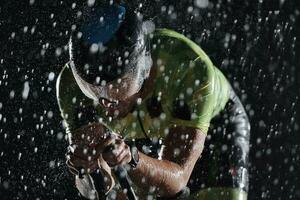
[0, 0, 299, 199]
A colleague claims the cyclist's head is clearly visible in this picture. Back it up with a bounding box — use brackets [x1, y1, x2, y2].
[69, 2, 155, 104]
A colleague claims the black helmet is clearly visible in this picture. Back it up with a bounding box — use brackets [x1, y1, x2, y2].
[68, 2, 155, 101]
[69, 3, 153, 83]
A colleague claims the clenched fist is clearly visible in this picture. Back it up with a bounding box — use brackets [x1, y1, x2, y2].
[102, 138, 132, 167]
[65, 122, 121, 175]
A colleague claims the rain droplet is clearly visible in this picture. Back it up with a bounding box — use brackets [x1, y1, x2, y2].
[48, 72, 55, 81]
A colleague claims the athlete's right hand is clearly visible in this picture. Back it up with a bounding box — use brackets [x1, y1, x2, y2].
[65, 123, 119, 176]
[65, 144, 100, 176]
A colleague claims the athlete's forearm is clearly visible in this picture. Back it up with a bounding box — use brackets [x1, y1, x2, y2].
[128, 151, 188, 197]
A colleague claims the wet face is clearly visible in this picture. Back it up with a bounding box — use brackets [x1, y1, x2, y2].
[70, 60, 146, 119]
[69, 40, 153, 119]
[98, 81, 142, 119]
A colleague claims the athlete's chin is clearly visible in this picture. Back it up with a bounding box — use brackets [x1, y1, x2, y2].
[105, 107, 129, 119]
[102, 100, 134, 119]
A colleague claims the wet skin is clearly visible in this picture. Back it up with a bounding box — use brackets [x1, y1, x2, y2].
[66, 65, 155, 173]
[99, 92, 140, 119]
[66, 63, 207, 199]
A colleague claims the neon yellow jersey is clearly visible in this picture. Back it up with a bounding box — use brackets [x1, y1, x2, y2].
[56, 29, 231, 140]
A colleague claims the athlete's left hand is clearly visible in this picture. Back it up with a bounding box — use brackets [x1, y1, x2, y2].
[101, 137, 132, 167]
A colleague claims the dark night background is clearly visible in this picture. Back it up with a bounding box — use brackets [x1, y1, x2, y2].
[0, 0, 299, 199]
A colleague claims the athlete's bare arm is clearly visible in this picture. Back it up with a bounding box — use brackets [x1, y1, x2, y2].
[66, 123, 206, 198]
[127, 126, 206, 197]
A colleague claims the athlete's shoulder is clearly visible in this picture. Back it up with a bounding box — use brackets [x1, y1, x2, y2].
[152, 28, 214, 67]
[56, 64, 70, 90]
[153, 28, 196, 47]
[56, 64, 74, 101]
[56, 64, 86, 109]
